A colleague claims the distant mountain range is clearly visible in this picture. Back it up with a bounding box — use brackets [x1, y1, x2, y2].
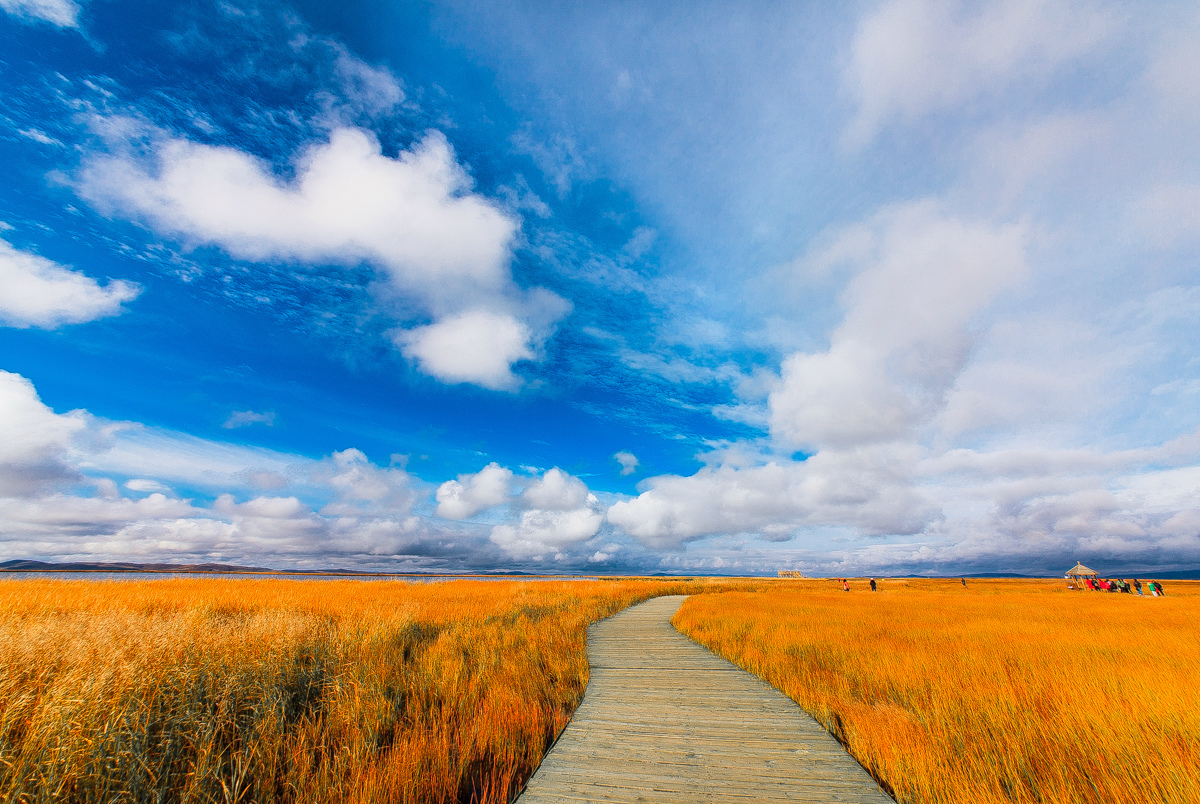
[1, 559, 279, 573]
[0, 559, 539, 576]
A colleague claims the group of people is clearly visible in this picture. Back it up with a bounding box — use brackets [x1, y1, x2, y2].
[1080, 577, 1166, 596]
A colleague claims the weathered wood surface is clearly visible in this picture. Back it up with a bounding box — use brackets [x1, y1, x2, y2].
[517, 595, 893, 803]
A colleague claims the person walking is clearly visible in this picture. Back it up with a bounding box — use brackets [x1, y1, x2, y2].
[961, 577, 967, 587]
[842, 579, 850, 592]
[870, 578, 877, 592]
[1134, 579, 1143, 595]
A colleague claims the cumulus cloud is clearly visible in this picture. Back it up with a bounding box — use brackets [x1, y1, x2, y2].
[607, 446, 933, 550]
[0, 0, 80, 28]
[0, 370, 86, 496]
[491, 466, 603, 558]
[396, 310, 535, 390]
[0, 371, 449, 566]
[0, 238, 139, 328]
[435, 462, 514, 519]
[845, 0, 1115, 145]
[78, 126, 514, 309]
[75, 120, 567, 388]
[521, 467, 590, 510]
[605, 202, 1073, 558]
[490, 505, 603, 560]
[613, 451, 639, 475]
[769, 201, 1027, 450]
[608, 430, 1200, 566]
[430, 462, 604, 559]
[321, 448, 417, 516]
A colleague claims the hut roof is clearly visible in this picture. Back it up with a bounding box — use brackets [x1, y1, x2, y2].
[1065, 561, 1098, 578]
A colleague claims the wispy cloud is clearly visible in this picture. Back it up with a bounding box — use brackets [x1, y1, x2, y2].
[844, 0, 1117, 147]
[0, 0, 81, 28]
[222, 410, 275, 429]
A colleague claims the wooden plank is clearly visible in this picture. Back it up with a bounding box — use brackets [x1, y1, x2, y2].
[517, 596, 894, 804]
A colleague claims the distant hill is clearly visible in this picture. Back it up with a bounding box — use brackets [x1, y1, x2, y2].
[0, 559, 276, 573]
[0, 560, 541, 576]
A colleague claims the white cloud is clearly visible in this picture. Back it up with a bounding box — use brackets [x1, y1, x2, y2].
[0, 371, 86, 496]
[935, 316, 1109, 440]
[613, 451, 639, 476]
[331, 47, 405, 116]
[492, 467, 604, 558]
[490, 504, 602, 560]
[76, 426, 301, 493]
[223, 410, 276, 429]
[511, 128, 589, 198]
[521, 467, 590, 510]
[435, 462, 514, 519]
[396, 309, 535, 390]
[430, 463, 604, 559]
[607, 429, 1200, 565]
[76, 121, 569, 388]
[125, 478, 171, 494]
[321, 448, 416, 515]
[0, 371, 444, 565]
[845, 0, 1115, 145]
[0, 238, 139, 328]
[607, 446, 933, 550]
[78, 125, 515, 311]
[769, 201, 1027, 450]
[602, 199, 1197, 565]
[19, 128, 64, 146]
[214, 493, 309, 519]
[0, 493, 199, 531]
[0, 0, 80, 28]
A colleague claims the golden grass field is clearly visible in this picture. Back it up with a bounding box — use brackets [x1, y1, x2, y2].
[674, 578, 1200, 804]
[0, 576, 754, 804]
[3, 576, 1196, 804]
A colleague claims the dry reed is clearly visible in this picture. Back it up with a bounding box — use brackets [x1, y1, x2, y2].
[0, 576, 745, 804]
[674, 578, 1200, 804]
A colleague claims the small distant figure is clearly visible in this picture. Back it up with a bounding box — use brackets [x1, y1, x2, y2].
[1154, 581, 1166, 597]
[1134, 579, 1143, 595]
[842, 579, 850, 592]
[870, 578, 877, 592]
[961, 577, 967, 587]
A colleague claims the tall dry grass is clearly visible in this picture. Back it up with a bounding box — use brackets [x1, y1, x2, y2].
[0, 576, 744, 804]
[674, 578, 1200, 804]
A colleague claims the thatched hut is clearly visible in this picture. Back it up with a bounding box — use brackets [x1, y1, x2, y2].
[1065, 561, 1098, 580]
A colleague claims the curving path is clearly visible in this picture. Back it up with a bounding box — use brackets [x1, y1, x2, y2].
[517, 595, 893, 803]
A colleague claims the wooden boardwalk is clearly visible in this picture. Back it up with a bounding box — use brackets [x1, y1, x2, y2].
[517, 596, 893, 803]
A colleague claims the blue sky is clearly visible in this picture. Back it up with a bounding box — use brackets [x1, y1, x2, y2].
[2, 0, 1199, 575]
